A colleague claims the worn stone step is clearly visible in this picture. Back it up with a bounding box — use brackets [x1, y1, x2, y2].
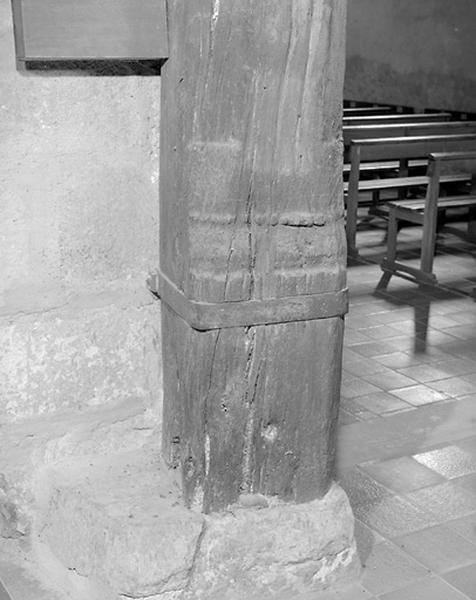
[0, 398, 158, 540]
[37, 446, 204, 599]
[37, 446, 357, 600]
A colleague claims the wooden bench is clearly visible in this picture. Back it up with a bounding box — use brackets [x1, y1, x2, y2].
[346, 133, 476, 256]
[381, 151, 476, 285]
[343, 121, 476, 150]
[343, 113, 451, 127]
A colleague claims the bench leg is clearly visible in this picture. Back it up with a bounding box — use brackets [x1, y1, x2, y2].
[420, 216, 438, 276]
[346, 196, 359, 258]
[380, 208, 399, 283]
[468, 206, 476, 241]
[386, 210, 398, 267]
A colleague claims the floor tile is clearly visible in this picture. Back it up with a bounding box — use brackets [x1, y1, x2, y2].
[344, 328, 372, 345]
[389, 384, 449, 406]
[442, 564, 476, 599]
[342, 371, 359, 384]
[443, 325, 476, 340]
[397, 364, 458, 383]
[429, 358, 476, 377]
[360, 456, 445, 493]
[425, 315, 462, 329]
[386, 336, 424, 353]
[350, 341, 406, 359]
[454, 474, 476, 495]
[413, 445, 476, 479]
[356, 325, 403, 341]
[354, 519, 385, 565]
[427, 377, 476, 398]
[457, 437, 476, 458]
[404, 481, 476, 523]
[394, 524, 476, 573]
[363, 370, 417, 391]
[462, 372, 476, 386]
[378, 576, 470, 600]
[447, 514, 476, 545]
[353, 495, 439, 538]
[451, 311, 476, 325]
[343, 358, 388, 377]
[340, 398, 378, 421]
[341, 379, 382, 399]
[360, 540, 429, 596]
[409, 348, 457, 364]
[373, 352, 424, 369]
[370, 310, 418, 325]
[338, 409, 359, 426]
[338, 468, 391, 509]
[417, 330, 461, 346]
[352, 392, 412, 415]
[388, 319, 422, 335]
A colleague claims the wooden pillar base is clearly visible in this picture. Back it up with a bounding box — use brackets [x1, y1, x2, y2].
[163, 304, 344, 513]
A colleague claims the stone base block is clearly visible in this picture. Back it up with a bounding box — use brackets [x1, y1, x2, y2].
[188, 485, 358, 600]
[0, 398, 158, 539]
[37, 448, 358, 600]
[37, 447, 204, 599]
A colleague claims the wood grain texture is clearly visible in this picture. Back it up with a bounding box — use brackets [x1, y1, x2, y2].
[160, 0, 347, 512]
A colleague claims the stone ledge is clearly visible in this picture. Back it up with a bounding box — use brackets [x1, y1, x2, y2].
[37, 447, 203, 598]
[37, 447, 358, 599]
[0, 399, 158, 540]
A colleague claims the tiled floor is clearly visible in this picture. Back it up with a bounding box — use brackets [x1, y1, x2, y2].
[322, 218, 476, 599]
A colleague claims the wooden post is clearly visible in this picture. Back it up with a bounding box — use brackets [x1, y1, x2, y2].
[159, 0, 347, 514]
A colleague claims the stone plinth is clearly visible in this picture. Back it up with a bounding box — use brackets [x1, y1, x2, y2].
[38, 448, 357, 599]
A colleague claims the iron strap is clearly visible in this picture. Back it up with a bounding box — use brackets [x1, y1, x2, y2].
[148, 271, 348, 331]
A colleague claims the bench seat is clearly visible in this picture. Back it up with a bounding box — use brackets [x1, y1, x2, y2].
[343, 173, 471, 194]
[369, 194, 476, 219]
[389, 195, 476, 212]
[343, 159, 427, 174]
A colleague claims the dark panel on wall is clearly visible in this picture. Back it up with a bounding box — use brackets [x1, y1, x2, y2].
[345, 0, 476, 113]
[11, 0, 168, 61]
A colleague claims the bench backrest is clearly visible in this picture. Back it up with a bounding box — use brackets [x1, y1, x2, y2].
[343, 121, 476, 147]
[343, 113, 451, 127]
[350, 134, 476, 162]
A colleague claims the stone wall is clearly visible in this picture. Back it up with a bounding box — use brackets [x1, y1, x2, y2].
[345, 0, 476, 113]
[0, 0, 162, 425]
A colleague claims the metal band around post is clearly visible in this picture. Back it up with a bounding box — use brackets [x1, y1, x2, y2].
[148, 271, 348, 331]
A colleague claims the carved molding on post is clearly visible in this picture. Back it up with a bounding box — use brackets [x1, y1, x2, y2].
[160, 0, 347, 514]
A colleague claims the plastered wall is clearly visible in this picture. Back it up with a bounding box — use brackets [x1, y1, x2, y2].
[0, 0, 162, 423]
[345, 0, 476, 113]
